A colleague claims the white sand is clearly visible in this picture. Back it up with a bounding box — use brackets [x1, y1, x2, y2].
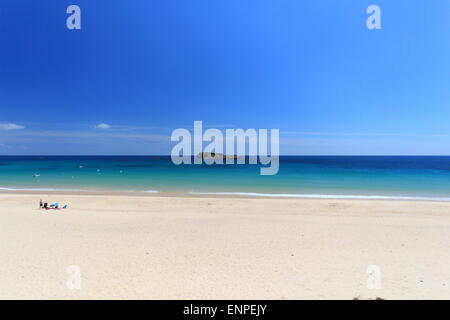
[1, 193, 450, 300]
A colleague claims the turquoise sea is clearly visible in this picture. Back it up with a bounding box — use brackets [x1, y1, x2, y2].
[1, 156, 450, 200]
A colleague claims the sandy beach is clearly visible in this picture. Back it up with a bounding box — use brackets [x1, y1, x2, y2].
[1, 192, 449, 300]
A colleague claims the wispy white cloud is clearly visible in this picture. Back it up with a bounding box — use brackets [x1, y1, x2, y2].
[94, 123, 111, 129]
[0, 123, 25, 130]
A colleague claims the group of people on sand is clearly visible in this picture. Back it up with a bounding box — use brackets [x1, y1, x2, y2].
[39, 199, 68, 210]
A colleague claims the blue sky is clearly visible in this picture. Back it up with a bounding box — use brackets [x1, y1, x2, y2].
[1, 0, 450, 155]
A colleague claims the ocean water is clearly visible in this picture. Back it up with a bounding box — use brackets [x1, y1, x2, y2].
[1, 156, 450, 200]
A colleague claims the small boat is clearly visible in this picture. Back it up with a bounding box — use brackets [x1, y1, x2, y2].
[33, 174, 41, 178]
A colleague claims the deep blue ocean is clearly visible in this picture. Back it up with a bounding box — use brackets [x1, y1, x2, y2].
[1, 156, 450, 200]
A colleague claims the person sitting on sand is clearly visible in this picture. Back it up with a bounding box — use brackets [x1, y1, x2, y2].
[41, 202, 67, 211]
[39, 199, 43, 208]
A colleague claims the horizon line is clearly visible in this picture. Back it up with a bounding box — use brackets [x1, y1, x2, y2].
[1, 155, 450, 157]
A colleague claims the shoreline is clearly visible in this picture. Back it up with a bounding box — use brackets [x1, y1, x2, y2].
[1, 189, 450, 202]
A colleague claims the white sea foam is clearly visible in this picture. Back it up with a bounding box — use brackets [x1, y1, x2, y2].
[188, 192, 450, 201]
[0, 187, 82, 192]
[0, 187, 162, 194]
[1, 186, 447, 201]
